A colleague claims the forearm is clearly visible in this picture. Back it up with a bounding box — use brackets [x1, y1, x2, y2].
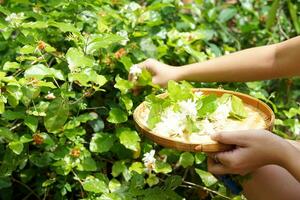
[281, 142, 300, 183]
[286, 139, 300, 151]
[176, 36, 300, 82]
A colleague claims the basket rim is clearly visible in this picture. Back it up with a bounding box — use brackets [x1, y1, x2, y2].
[133, 88, 275, 152]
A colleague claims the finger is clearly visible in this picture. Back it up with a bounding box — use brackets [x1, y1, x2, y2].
[128, 72, 135, 82]
[207, 157, 231, 175]
[137, 58, 157, 75]
[214, 150, 237, 167]
[210, 131, 250, 146]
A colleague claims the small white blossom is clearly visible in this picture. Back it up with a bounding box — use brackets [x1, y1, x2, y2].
[142, 150, 156, 172]
[129, 65, 142, 81]
[5, 12, 25, 26]
[130, 65, 142, 75]
[194, 91, 203, 98]
[212, 102, 231, 121]
[117, 30, 129, 45]
[201, 118, 215, 135]
[154, 107, 186, 137]
[179, 99, 197, 119]
[45, 92, 56, 100]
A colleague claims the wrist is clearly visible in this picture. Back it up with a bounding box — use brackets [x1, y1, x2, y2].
[175, 65, 192, 82]
[278, 140, 299, 170]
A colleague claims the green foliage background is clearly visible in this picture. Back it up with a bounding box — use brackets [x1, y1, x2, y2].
[0, 0, 299, 199]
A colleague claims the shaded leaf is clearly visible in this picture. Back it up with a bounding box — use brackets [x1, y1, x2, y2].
[195, 168, 218, 187]
[44, 98, 69, 133]
[107, 107, 127, 124]
[90, 132, 115, 153]
[83, 176, 109, 194]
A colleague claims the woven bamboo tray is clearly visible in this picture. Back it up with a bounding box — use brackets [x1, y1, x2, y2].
[133, 88, 275, 152]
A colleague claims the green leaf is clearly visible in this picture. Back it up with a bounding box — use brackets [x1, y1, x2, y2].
[90, 132, 115, 153]
[68, 69, 107, 88]
[66, 48, 94, 71]
[64, 112, 98, 129]
[146, 174, 159, 187]
[0, 177, 12, 189]
[24, 115, 38, 132]
[44, 98, 69, 133]
[120, 95, 133, 112]
[146, 94, 169, 129]
[288, 0, 300, 34]
[64, 127, 86, 141]
[230, 95, 247, 120]
[179, 152, 194, 168]
[48, 21, 79, 33]
[185, 117, 199, 134]
[2, 110, 25, 120]
[109, 179, 121, 192]
[266, 0, 280, 29]
[42, 178, 56, 187]
[8, 141, 24, 155]
[112, 161, 126, 177]
[0, 149, 19, 176]
[164, 175, 182, 190]
[197, 94, 217, 117]
[195, 168, 218, 187]
[129, 162, 144, 174]
[195, 153, 206, 164]
[154, 161, 172, 174]
[0, 127, 16, 141]
[107, 107, 128, 124]
[117, 127, 140, 151]
[167, 80, 193, 102]
[77, 157, 97, 171]
[119, 56, 133, 72]
[24, 64, 65, 80]
[0, 96, 5, 114]
[6, 83, 22, 107]
[218, 8, 237, 22]
[114, 75, 134, 94]
[19, 45, 35, 54]
[3, 61, 20, 71]
[0, 5, 10, 15]
[83, 176, 109, 194]
[29, 152, 52, 167]
[86, 34, 124, 54]
[22, 21, 48, 29]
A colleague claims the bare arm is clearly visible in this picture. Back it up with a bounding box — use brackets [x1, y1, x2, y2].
[178, 36, 300, 82]
[283, 141, 300, 182]
[134, 36, 300, 86]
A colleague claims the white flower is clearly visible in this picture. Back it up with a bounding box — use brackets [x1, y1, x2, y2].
[45, 92, 56, 100]
[142, 150, 156, 172]
[154, 107, 186, 137]
[194, 91, 203, 98]
[129, 65, 142, 81]
[179, 99, 197, 119]
[201, 118, 215, 135]
[212, 102, 231, 121]
[117, 30, 129, 45]
[5, 12, 25, 26]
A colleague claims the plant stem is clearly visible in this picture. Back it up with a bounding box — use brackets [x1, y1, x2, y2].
[12, 177, 41, 200]
[182, 180, 231, 199]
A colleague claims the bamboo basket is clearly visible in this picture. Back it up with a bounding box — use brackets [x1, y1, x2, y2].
[133, 88, 275, 152]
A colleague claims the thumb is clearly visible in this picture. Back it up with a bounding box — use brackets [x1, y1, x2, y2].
[210, 131, 248, 146]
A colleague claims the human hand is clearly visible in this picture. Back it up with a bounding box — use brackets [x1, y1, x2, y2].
[207, 130, 290, 175]
[128, 58, 179, 87]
